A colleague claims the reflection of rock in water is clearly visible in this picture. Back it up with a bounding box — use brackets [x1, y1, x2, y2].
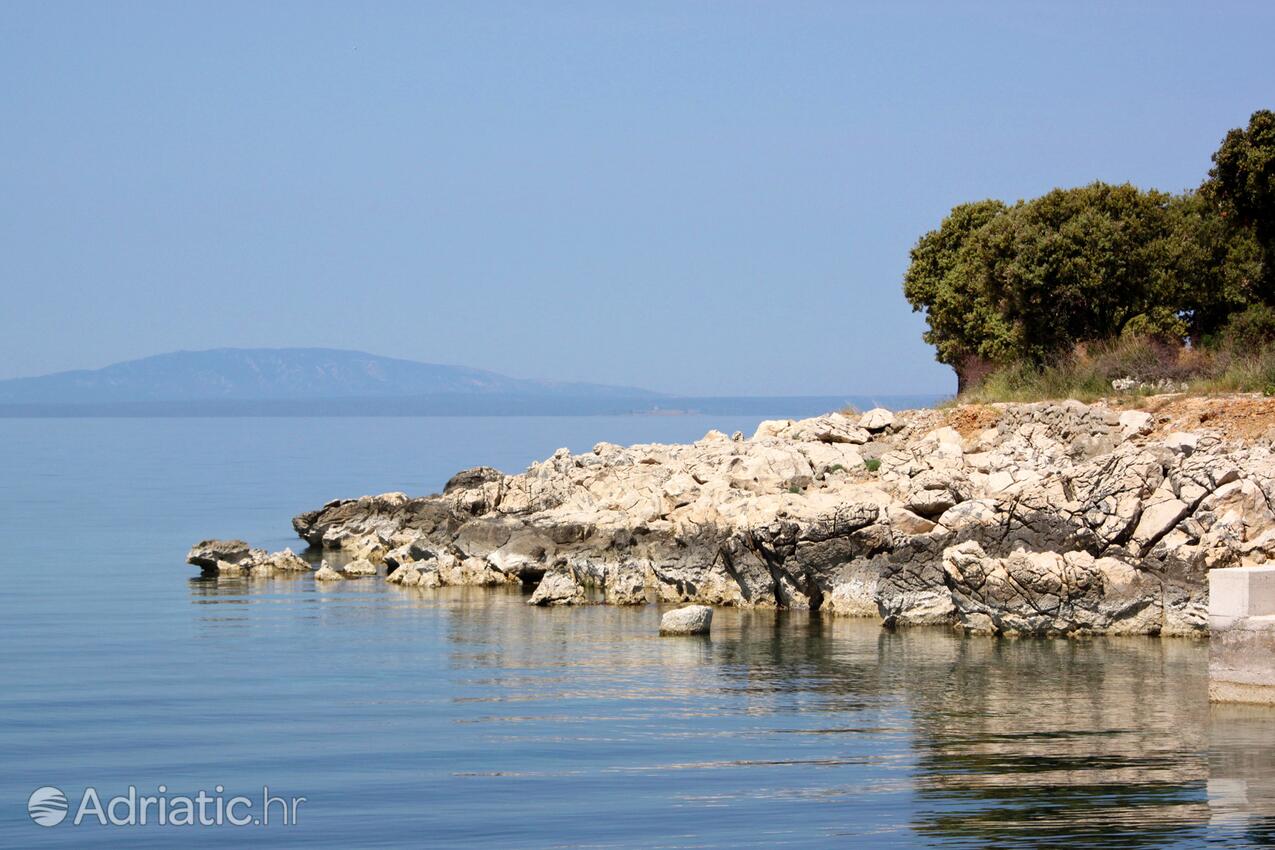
[1208, 704, 1275, 845]
[184, 579, 1275, 845]
[435, 602, 1229, 847]
[900, 635, 1213, 848]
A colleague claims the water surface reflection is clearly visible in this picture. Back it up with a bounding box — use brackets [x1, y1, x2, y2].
[185, 579, 1275, 848]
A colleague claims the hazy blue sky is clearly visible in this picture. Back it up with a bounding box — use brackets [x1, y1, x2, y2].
[3, 2, 1273, 395]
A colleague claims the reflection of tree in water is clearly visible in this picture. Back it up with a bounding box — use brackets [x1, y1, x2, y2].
[896, 634, 1212, 849]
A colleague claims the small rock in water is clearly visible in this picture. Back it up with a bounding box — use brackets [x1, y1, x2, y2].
[386, 562, 420, 585]
[528, 569, 587, 606]
[659, 605, 712, 636]
[186, 539, 252, 570]
[342, 558, 377, 577]
[265, 548, 311, 572]
[314, 562, 344, 582]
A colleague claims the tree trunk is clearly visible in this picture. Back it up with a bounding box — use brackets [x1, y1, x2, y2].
[955, 354, 995, 395]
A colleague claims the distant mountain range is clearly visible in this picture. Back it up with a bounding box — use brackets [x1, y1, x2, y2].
[0, 348, 663, 403]
[0, 348, 941, 417]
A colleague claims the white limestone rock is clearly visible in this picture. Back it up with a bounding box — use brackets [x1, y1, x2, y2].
[659, 605, 713, 635]
[314, 562, 344, 582]
[528, 569, 588, 606]
[1119, 410, 1153, 440]
[342, 558, 377, 577]
[858, 407, 896, 432]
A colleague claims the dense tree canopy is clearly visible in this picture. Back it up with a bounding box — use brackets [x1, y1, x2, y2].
[904, 111, 1269, 387]
[1205, 109, 1275, 295]
[902, 200, 1011, 370]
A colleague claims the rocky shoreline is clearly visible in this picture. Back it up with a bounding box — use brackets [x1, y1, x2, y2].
[188, 397, 1275, 637]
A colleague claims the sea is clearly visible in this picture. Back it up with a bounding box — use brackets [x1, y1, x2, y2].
[2, 412, 1274, 848]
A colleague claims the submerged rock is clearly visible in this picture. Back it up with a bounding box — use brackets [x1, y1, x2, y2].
[660, 605, 713, 635]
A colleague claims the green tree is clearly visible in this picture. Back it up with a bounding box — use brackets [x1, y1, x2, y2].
[971, 183, 1194, 365]
[903, 182, 1260, 386]
[902, 200, 1011, 389]
[1169, 190, 1263, 340]
[1205, 109, 1275, 296]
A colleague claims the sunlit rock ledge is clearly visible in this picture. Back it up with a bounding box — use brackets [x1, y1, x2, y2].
[198, 396, 1275, 637]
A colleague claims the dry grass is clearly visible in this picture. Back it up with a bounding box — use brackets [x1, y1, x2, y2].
[956, 337, 1275, 406]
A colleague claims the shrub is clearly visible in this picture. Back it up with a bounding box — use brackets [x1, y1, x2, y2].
[955, 335, 1275, 402]
[1216, 303, 1275, 352]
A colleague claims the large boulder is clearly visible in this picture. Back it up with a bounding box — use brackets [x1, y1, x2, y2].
[659, 605, 713, 635]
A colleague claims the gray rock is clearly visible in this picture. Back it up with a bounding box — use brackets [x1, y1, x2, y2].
[943, 541, 1161, 635]
[342, 558, 377, 577]
[859, 408, 896, 432]
[214, 559, 246, 578]
[1130, 498, 1190, 554]
[604, 566, 649, 605]
[187, 539, 253, 570]
[443, 466, 505, 495]
[187, 542, 310, 577]
[386, 563, 421, 585]
[314, 562, 344, 582]
[659, 605, 713, 635]
[1118, 409, 1153, 439]
[528, 569, 587, 606]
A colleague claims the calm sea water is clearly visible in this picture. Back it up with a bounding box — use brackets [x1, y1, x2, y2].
[3, 416, 1275, 848]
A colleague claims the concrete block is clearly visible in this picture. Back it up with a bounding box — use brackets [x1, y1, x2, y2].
[1210, 616, 1275, 705]
[1209, 566, 1275, 618]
